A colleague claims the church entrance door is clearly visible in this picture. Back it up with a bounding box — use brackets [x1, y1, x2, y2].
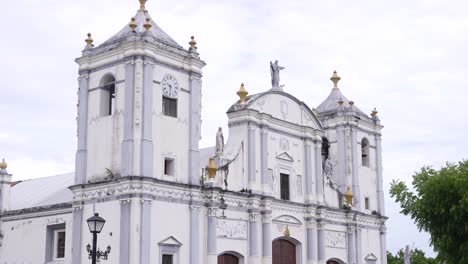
[327, 261, 339, 264]
[218, 253, 239, 264]
[273, 239, 296, 264]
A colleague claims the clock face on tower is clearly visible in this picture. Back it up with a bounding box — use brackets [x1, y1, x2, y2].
[161, 74, 179, 98]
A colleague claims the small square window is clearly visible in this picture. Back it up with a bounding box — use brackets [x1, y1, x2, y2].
[365, 197, 370, 210]
[162, 254, 173, 264]
[163, 97, 177, 117]
[164, 158, 175, 176]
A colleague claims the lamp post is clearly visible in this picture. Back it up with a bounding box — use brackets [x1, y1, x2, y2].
[86, 213, 111, 264]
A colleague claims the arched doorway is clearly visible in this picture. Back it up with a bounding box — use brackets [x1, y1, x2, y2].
[218, 253, 239, 264]
[273, 239, 296, 264]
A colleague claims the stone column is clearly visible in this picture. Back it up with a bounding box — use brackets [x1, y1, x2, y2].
[314, 142, 324, 204]
[350, 127, 361, 208]
[262, 214, 272, 264]
[121, 60, 135, 176]
[375, 135, 385, 215]
[207, 207, 217, 264]
[248, 124, 257, 187]
[249, 212, 261, 263]
[140, 60, 154, 177]
[347, 226, 356, 264]
[75, 73, 89, 184]
[188, 75, 202, 185]
[190, 205, 201, 264]
[140, 200, 152, 264]
[260, 127, 269, 194]
[119, 199, 131, 264]
[356, 228, 362, 264]
[317, 222, 326, 264]
[304, 139, 314, 202]
[71, 206, 83, 264]
[306, 219, 318, 264]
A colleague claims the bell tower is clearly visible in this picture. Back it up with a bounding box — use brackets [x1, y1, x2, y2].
[74, 0, 206, 185]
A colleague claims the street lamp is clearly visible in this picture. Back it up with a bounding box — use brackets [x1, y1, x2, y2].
[86, 213, 111, 264]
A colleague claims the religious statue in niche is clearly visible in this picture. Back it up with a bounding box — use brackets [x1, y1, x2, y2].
[215, 127, 224, 156]
[404, 245, 412, 264]
[270, 60, 285, 88]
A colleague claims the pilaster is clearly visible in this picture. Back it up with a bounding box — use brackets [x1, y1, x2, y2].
[336, 126, 346, 191]
[317, 221, 326, 264]
[314, 142, 324, 204]
[249, 212, 261, 261]
[140, 60, 154, 177]
[119, 199, 131, 264]
[140, 199, 152, 264]
[190, 205, 201, 264]
[262, 214, 272, 264]
[207, 206, 217, 264]
[75, 73, 89, 184]
[347, 225, 356, 264]
[306, 219, 318, 264]
[260, 127, 270, 194]
[350, 127, 361, 208]
[248, 124, 257, 187]
[380, 226, 387, 264]
[71, 206, 83, 264]
[304, 139, 314, 201]
[375, 135, 385, 215]
[121, 60, 135, 176]
[189, 75, 202, 185]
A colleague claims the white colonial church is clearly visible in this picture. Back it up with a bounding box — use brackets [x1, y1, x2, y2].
[0, 1, 387, 264]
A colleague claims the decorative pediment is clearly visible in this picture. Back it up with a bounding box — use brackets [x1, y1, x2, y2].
[276, 152, 294, 162]
[365, 253, 378, 261]
[272, 215, 302, 225]
[158, 236, 182, 247]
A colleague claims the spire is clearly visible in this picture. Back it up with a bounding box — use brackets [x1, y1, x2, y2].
[330, 70, 341, 88]
[139, 0, 147, 11]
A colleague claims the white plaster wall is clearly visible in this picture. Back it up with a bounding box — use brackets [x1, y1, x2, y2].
[224, 123, 248, 191]
[360, 229, 382, 263]
[150, 200, 190, 263]
[0, 213, 72, 264]
[152, 65, 190, 182]
[357, 131, 378, 212]
[86, 65, 125, 181]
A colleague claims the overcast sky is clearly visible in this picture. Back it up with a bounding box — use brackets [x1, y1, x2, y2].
[2, 0, 467, 257]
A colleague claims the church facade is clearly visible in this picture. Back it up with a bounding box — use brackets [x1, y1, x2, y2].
[0, 1, 387, 264]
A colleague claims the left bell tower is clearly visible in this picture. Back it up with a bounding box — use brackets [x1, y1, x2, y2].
[74, 0, 206, 185]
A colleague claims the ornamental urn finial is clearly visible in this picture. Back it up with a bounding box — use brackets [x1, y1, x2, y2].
[207, 157, 217, 179]
[237, 83, 248, 104]
[139, 0, 147, 10]
[143, 17, 152, 31]
[189, 36, 197, 50]
[330, 70, 341, 88]
[371, 108, 378, 118]
[344, 186, 353, 206]
[0, 158, 7, 170]
[338, 97, 344, 107]
[85, 33, 94, 47]
[129, 17, 137, 32]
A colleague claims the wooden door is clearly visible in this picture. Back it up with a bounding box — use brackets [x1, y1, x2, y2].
[218, 253, 239, 264]
[273, 239, 296, 264]
[326, 261, 340, 264]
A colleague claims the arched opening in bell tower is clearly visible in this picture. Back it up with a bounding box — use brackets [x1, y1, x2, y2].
[99, 74, 116, 116]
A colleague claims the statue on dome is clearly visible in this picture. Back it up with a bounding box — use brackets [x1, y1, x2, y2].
[404, 245, 412, 264]
[270, 60, 285, 88]
[215, 127, 224, 156]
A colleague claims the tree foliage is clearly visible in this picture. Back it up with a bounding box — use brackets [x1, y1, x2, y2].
[389, 160, 468, 263]
[387, 249, 436, 264]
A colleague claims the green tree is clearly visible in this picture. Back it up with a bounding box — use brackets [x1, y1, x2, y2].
[387, 248, 436, 264]
[389, 160, 468, 263]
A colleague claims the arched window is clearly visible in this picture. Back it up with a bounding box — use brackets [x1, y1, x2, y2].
[321, 137, 330, 167]
[100, 74, 116, 116]
[361, 138, 370, 167]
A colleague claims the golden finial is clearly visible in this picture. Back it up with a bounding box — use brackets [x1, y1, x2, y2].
[139, 0, 147, 10]
[207, 157, 218, 179]
[284, 225, 291, 237]
[189, 36, 197, 49]
[330, 70, 341, 88]
[371, 108, 378, 118]
[349, 100, 354, 106]
[344, 186, 353, 206]
[0, 158, 7, 170]
[338, 97, 344, 107]
[129, 17, 137, 32]
[237, 83, 248, 104]
[143, 17, 152, 31]
[85, 33, 93, 47]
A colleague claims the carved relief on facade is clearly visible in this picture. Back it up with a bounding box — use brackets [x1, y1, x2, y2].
[279, 137, 290, 151]
[280, 100, 289, 119]
[216, 219, 247, 239]
[325, 230, 346, 248]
